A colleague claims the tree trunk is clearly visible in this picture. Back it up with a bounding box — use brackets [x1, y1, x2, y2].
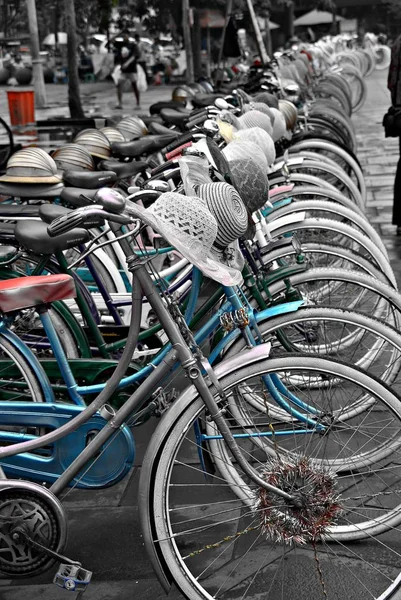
[26, 0, 47, 108]
[65, 0, 85, 118]
[182, 0, 194, 84]
[192, 8, 202, 80]
[285, 1, 294, 39]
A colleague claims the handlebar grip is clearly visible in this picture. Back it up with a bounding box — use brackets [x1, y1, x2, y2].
[163, 131, 195, 156]
[47, 211, 85, 237]
[185, 114, 208, 130]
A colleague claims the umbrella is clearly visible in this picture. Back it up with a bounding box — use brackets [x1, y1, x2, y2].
[294, 10, 344, 27]
[42, 32, 68, 45]
[257, 18, 280, 31]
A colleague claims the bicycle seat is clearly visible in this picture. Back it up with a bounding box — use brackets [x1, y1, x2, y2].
[98, 160, 149, 180]
[111, 134, 178, 159]
[0, 222, 17, 243]
[149, 101, 190, 115]
[0, 274, 76, 313]
[15, 220, 90, 255]
[63, 170, 117, 189]
[39, 204, 105, 228]
[160, 109, 189, 127]
[60, 187, 98, 207]
[0, 182, 64, 199]
[147, 122, 181, 137]
[0, 204, 41, 218]
[191, 94, 221, 108]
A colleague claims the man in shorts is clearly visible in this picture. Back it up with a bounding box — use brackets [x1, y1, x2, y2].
[115, 35, 141, 110]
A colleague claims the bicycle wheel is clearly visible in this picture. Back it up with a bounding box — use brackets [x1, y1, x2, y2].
[223, 306, 401, 419]
[267, 200, 387, 257]
[0, 333, 45, 402]
[272, 185, 365, 214]
[141, 355, 401, 600]
[267, 267, 401, 328]
[289, 141, 366, 203]
[262, 242, 391, 282]
[0, 117, 13, 171]
[287, 160, 363, 207]
[267, 218, 395, 285]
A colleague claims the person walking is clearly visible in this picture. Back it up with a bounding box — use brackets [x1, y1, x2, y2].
[388, 34, 401, 233]
[135, 33, 149, 84]
[114, 34, 141, 110]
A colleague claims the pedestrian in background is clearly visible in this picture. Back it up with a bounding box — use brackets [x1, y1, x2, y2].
[388, 34, 401, 234]
[114, 34, 140, 110]
[135, 33, 149, 84]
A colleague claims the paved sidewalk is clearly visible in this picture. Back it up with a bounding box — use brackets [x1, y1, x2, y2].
[352, 68, 401, 282]
[0, 69, 400, 600]
[0, 80, 174, 126]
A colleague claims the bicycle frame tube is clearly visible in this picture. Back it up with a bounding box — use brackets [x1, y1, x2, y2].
[50, 262, 297, 504]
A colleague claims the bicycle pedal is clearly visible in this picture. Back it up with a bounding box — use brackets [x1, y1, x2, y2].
[54, 563, 92, 593]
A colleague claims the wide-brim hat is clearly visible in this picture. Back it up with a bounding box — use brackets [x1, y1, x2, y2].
[0, 147, 62, 183]
[196, 182, 247, 272]
[126, 192, 243, 286]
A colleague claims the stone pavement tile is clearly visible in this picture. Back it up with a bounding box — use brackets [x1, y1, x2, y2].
[61, 466, 138, 509]
[0, 580, 167, 600]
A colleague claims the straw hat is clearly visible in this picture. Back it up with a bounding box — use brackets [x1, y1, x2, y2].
[73, 129, 111, 159]
[117, 116, 148, 141]
[196, 182, 248, 271]
[0, 147, 62, 184]
[127, 191, 243, 286]
[100, 127, 126, 144]
[52, 144, 95, 172]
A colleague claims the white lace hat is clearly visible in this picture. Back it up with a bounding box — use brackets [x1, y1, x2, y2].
[127, 192, 243, 286]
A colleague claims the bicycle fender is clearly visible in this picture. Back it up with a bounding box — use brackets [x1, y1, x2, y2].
[0, 402, 135, 488]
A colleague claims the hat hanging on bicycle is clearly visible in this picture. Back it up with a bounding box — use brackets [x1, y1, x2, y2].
[100, 127, 126, 144]
[223, 139, 268, 170]
[0, 147, 62, 184]
[238, 110, 273, 137]
[269, 108, 290, 141]
[196, 182, 248, 271]
[227, 154, 270, 239]
[243, 102, 273, 119]
[232, 127, 276, 166]
[52, 144, 95, 172]
[126, 191, 243, 286]
[117, 116, 148, 141]
[73, 129, 111, 160]
[254, 91, 279, 109]
[279, 99, 298, 132]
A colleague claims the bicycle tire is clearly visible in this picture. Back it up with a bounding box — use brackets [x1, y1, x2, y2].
[267, 218, 395, 284]
[140, 354, 401, 600]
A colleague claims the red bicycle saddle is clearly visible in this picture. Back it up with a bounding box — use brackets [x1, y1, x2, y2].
[0, 274, 76, 313]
